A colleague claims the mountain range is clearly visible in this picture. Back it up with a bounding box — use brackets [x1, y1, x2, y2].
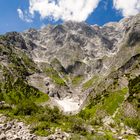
[0, 14, 140, 140]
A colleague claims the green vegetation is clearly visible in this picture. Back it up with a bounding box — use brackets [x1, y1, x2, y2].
[79, 88, 128, 120]
[114, 76, 140, 135]
[14, 99, 39, 116]
[0, 44, 37, 80]
[71, 133, 116, 140]
[120, 76, 140, 134]
[128, 76, 140, 105]
[0, 77, 51, 136]
[0, 41, 93, 137]
[0, 35, 7, 40]
[35, 93, 49, 104]
[33, 122, 50, 136]
[82, 76, 98, 91]
[72, 75, 84, 86]
[0, 42, 51, 135]
[124, 135, 137, 140]
[45, 67, 66, 86]
[0, 76, 47, 103]
[102, 88, 128, 115]
[50, 58, 66, 73]
[124, 118, 140, 134]
[0, 63, 87, 137]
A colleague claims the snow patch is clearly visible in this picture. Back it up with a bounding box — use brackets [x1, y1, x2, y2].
[54, 97, 82, 113]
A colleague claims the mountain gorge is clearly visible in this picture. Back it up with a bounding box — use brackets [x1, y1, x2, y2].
[0, 14, 140, 140]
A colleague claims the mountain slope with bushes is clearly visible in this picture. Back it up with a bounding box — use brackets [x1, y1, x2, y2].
[0, 14, 140, 140]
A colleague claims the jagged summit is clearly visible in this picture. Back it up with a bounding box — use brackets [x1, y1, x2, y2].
[3, 14, 135, 111]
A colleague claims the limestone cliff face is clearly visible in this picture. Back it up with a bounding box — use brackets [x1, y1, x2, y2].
[0, 13, 140, 140]
[0, 14, 140, 112]
[19, 14, 140, 102]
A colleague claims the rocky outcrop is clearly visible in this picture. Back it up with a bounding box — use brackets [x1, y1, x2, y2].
[40, 128, 70, 140]
[0, 13, 140, 139]
[0, 115, 37, 140]
[0, 115, 72, 140]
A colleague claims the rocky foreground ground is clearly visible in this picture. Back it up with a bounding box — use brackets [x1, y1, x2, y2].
[0, 114, 140, 140]
[0, 114, 71, 140]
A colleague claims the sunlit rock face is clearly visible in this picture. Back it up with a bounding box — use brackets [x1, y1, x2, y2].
[1, 14, 140, 113]
[21, 16, 134, 74]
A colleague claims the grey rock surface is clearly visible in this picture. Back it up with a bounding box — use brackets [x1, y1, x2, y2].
[1, 14, 140, 113]
[19, 14, 140, 112]
[0, 115, 37, 140]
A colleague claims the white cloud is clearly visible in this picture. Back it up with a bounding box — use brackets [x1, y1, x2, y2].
[113, 0, 140, 17]
[17, 8, 33, 23]
[28, 0, 100, 22]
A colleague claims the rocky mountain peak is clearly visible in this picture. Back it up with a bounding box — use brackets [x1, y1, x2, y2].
[1, 13, 140, 113]
[0, 13, 140, 140]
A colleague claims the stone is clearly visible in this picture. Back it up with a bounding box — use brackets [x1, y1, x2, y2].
[0, 133, 7, 140]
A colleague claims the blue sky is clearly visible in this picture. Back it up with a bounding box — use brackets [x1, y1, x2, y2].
[0, 0, 139, 34]
[86, 0, 122, 25]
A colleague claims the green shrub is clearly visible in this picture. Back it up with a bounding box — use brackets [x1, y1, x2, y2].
[35, 93, 49, 104]
[71, 134, 82, 140]
[82, 76, 98, 91]
[69, 118, 88, 135]
[78, 88, 128, 121]
[13, 99, 39, 116]
[72, 75, 84, 86]
[101, 88, 128, 115]
[33, 122, 50, 136]
[125, 118, 140, 134]
[45, 67, 66, 86]
[124, 135, 137, 140]
[129, 76, 140, 95]
[128, 76, 140, 108]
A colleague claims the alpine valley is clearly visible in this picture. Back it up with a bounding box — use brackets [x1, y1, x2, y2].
[0, 14, 140, 140]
